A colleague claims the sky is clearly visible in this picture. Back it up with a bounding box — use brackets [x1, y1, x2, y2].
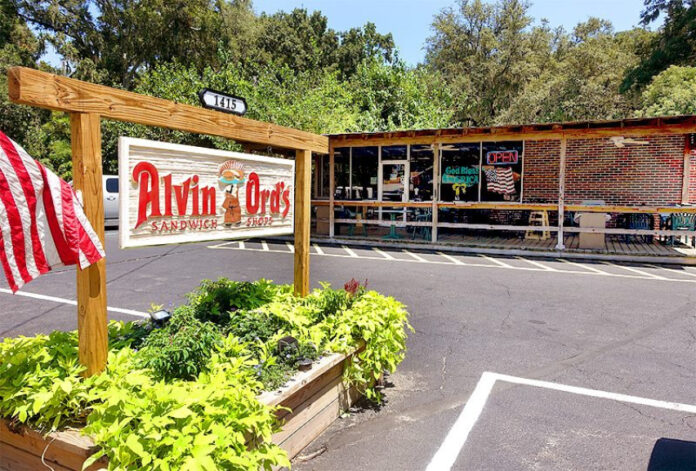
[253, 0, 655, 66]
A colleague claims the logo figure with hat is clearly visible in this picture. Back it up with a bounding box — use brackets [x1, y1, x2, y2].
[218, 160, 246, 226]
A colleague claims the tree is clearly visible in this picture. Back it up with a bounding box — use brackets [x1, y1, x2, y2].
[12, 0, 226, 88]
[254, 8, 395, 77]
[425, 0, 548, 126]
[636, 65, 696, 116]
[622, 0, 696, 90]
[335, 22, 395, 78]
[496, 21, 652, 124]
[0, 0, 57, 171]
[350, 60, 454, 131]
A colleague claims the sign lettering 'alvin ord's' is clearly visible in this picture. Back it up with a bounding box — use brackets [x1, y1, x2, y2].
[118, 137, 294, 249]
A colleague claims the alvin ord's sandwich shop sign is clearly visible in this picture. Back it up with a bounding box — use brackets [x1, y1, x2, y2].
[118, 137, 295, 248]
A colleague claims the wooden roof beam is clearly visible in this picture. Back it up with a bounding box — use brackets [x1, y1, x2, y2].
[8, 67, 328, 154]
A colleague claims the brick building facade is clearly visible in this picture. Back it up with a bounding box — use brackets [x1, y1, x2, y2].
[523, 135, 689, 206]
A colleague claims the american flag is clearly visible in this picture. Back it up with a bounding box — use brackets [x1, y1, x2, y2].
[484, 167, 516, 195]
[0, 131, 105, 293]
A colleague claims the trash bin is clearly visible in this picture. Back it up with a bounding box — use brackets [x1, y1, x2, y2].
[575, 212, 609, 249]
[574, 201, 609, 249]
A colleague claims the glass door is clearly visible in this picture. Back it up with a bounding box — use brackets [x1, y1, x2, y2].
[380, 163, 406, 201]
[379, 161, 409, 225]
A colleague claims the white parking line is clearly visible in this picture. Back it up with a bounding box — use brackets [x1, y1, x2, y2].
[238, 241, 245, 250]
[343, 245, 359, 258]
[559, 259, 609, 275]
[0, 288, 149, 318]
[404, 249, 427, 262]
[479, 254, 513, 268]
[207, 240, 238, 249]
[648, 264, 696, 278]
[516, 256, 556, 271]
[373, 247, 395, 260]
[438, 251, 465, 265]
[603, 262, 667, 280]
[207, 241, 696, 284]
[426, 371, 696, 471]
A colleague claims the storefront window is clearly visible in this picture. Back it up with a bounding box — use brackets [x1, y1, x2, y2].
[440, 143, 481, 202]
[481, 141, 523, 202]
[334, 148, 350, 199]
[382, 145, 407, 161]
[410, 145, 434, 201]
[312, 154, 330, 199]
[351, 147, 378, 200]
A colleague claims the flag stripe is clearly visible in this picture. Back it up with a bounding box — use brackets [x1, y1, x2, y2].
[0, 134, 49, 274]
[0, 203, 20, 291]
[0, 148, 41, 279]
[73, 197, 104, 266]
[59, 179, 82, 264]
[0, 132, 105, 292]
[38, 164, 74, 265]
[0, 167, 33, 283]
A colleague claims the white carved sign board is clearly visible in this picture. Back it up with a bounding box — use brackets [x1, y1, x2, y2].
[118, 137, 295, 249]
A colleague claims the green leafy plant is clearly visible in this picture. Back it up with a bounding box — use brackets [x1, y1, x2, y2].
[137, 306, 223, 381]
[188, 278, 278, 325]
[0, 280, 412, 470]
[83, 348, 289, 471]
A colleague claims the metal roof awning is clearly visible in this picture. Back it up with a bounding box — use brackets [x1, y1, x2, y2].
[328, 115, 696, 146]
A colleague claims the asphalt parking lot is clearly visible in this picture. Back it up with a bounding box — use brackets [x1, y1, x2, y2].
[2, 230, 696, 470]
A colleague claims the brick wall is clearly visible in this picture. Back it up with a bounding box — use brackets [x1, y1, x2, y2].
[523, 135, 687, 206]
[522, 140, 560, 203]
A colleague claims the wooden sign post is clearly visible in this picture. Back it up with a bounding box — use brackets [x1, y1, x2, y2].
[8, 67, 328, 375]
[71, 113, 108, 376]
[294, 149, 311, 296]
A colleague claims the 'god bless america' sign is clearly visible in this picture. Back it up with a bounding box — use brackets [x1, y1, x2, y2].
[118, 137, 294, 248]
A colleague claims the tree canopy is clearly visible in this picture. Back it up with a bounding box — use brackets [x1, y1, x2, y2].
[623, 0, 696, 90]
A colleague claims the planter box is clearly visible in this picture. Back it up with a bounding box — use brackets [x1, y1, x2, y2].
[0, 349, 361, 470]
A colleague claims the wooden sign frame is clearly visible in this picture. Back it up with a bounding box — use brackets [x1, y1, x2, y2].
[8, 66, 328, 375]
[118, 137, 296, 248]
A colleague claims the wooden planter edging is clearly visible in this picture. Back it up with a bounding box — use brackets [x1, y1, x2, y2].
[0, 348, 362, 470]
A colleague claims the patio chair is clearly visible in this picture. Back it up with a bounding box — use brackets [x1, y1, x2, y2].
[411, 209, 432, 241]
[623, 213, 653, 244]
[669, 213, 696, 246]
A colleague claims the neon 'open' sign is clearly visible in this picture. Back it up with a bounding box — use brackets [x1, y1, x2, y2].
[486, 150, 518, 165]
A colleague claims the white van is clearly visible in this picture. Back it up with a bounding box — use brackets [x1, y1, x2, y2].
[103, 175, 119, 227]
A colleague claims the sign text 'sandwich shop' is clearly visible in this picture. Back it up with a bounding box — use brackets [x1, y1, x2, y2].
[119, 137, 295, 248]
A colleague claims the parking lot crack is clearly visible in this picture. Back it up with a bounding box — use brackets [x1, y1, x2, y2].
[621, 403, 676, 427]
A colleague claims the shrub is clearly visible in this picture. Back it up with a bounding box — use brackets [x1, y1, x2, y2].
[187, 278, 278, 325]
[137, 306, 223, 380]
[224, 309, 290, 343]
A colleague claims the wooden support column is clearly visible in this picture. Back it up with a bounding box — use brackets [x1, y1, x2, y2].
[328, 142, 335, 239]
[71, 112, 107, 376]
[556, 135, 567, 251]
[682, 136, 692, 204]
[432, 142, 439, 243]
[294, 149, 312, 296]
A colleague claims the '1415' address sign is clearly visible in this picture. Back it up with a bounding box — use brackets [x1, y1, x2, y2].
[118, 137, 294, 249]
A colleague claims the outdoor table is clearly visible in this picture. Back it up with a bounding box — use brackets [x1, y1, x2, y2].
[381, 209, 405, 240]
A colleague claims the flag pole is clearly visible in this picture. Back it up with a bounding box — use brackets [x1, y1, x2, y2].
[71, 112, 108, 376]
